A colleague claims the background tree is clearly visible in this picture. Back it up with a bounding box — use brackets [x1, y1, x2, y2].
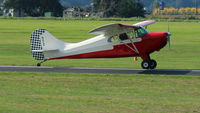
[38, 0, 63, 17]
[60, 0, 91, 7]
[92, 0, 144, 17]
[153, 7, 199, 15]
[92, 0, 118, 17]
[4, 0, 63, 17]
[115, 0, 144, 17]
[59, 0, 198, 10]
[153, 0, 159, 10]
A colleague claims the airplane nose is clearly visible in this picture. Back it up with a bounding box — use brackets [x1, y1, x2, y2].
[166, 32, 171, 37]
[165, 32, 172, 48]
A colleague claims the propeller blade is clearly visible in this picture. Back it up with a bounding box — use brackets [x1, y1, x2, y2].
[168, 22, 171, 49]
[168, 36, 171, 49]
[168, 22, 170, 32]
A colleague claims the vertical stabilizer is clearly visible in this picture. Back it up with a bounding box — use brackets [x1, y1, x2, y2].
[30, 29, 66, 60]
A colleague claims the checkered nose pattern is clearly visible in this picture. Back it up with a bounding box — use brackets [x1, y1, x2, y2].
[30, 29, 45, 60]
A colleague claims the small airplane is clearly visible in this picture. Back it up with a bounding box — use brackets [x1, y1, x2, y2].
[30, 20, 171, 69]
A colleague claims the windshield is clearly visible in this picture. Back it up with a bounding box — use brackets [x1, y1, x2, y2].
[135, 26, 148, 37]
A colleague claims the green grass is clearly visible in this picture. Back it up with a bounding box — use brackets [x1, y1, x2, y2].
[0, 19, 200, 69]
[0, 72, 200, 113]
[1, 18, 200, 113]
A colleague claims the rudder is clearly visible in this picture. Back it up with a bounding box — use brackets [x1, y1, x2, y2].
[30, 29, 45, 60]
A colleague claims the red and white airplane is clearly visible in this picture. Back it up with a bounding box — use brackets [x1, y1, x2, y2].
[30, 20, 171, 69]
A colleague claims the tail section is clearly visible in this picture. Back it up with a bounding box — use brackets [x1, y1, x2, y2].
[30, 29, 45, 60]
[30, 29, 65, 60]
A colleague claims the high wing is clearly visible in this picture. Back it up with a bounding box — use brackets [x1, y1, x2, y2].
[89, 20, 156, 36]
[133, 20, 156, 27]
[89, 23, 139, 36]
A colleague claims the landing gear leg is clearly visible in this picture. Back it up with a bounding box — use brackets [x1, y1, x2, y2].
[140, 54, 157, 69]
[37, 59, 47, 67]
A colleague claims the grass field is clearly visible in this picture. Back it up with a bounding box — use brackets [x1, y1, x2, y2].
[0, 18, 200, 69]
[0, 72, 200, 113]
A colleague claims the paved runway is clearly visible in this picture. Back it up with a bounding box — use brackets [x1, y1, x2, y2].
[0, 65, 200, 76]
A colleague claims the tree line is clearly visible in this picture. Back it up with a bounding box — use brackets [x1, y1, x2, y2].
[153, 8, 200, 15]
[92, 0, 144, 17]
[4, 0, 63, 16]
[3, 0, 145, 17]
[144, 0, 198, 11]
[60, 0, 198, 10]
[152, 0, 199, 15]
[60, 0, 91, 7]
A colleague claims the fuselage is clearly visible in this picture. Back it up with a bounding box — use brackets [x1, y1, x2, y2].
[49, 32, 168, 60]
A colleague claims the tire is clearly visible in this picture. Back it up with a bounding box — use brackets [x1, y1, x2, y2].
[150, 60, 157, 69]
[141, 60, 151, 69]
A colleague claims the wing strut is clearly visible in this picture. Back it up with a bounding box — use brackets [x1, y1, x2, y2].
[119, 30, 140, 54]
[128, 36, 139, 54]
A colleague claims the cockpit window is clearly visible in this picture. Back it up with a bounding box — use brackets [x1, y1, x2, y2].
[108, 27, 148, 42]
[135, 26, 148, 37]
[119, 33, 129, 40]
[108, 35, 118, 42]
[108, 33, 129, 42]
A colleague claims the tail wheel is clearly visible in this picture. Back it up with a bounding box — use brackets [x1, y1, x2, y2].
[150, 59, 157, 69]
[141, 60, 151, 69]
[37, 63, 41, 67]
[37, 59, 47, 67]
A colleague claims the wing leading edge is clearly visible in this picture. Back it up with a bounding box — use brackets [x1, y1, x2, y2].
[89, 23, 139, 36]
[89, 20, 156, 36]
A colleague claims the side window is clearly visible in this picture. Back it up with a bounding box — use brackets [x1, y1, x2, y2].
[135, 31, 139, 38]
[119, 33, 128, 40]
[111, 36, 118, 42]
[108, 35, 119, 42]
[127, 31, 135, 39]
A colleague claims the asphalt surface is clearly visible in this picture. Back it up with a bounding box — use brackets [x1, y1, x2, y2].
[0, 65, 200, 76]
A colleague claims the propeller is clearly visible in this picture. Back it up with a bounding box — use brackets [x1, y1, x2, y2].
[167, 22, 171, 49]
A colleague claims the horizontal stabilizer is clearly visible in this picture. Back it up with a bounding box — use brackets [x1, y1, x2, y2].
[32, 49, 59, 52]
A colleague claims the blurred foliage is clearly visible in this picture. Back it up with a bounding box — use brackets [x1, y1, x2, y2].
[153, 7, 200, 15]
[4, 0, 63, 17]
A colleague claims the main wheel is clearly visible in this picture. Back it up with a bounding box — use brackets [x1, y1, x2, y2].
[150, 59, 157, 69]
[141, 60, 151, 69]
